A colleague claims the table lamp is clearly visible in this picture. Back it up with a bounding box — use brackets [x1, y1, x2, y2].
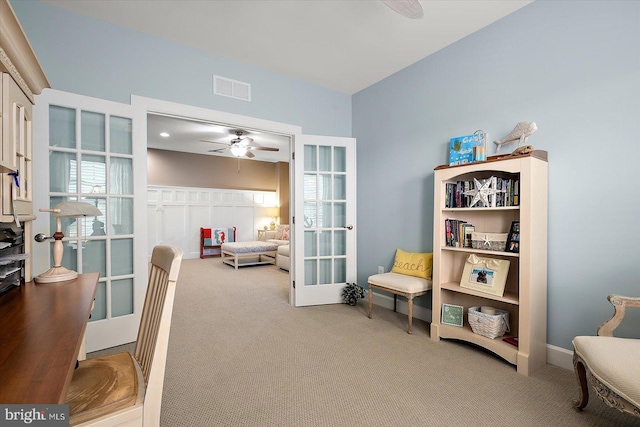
[34, 201, 102, 283]
[266, 206, 279, 230]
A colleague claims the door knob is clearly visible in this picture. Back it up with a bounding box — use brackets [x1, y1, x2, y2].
[342, 225, 354, 230]
[34, 233, 53, 242]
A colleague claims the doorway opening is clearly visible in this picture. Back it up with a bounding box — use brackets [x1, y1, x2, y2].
[132, 96, 301, 305]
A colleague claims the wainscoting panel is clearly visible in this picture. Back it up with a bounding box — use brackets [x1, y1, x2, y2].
[148, 186, 277, 259]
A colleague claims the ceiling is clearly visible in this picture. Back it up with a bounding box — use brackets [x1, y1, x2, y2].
[41, 0, 532, 95]
[40, 0, 532, 161]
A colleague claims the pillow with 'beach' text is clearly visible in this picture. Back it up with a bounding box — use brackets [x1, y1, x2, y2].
[391, 249, 433, 280]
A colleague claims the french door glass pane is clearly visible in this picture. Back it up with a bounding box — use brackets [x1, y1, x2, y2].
[49, 152, 76, 193]
[110, 157, 133, 195]
[112, 278, 134, 317]
[304, 231, 317, 256]
[319, 146, 331, 172]
[334, 258, 346, 283]
[304, 202, 316, 229]
[80, 154, 106, 194]
[304, 174, 316, 199]
[334, 203, 346, 228]
[334, 147, 346, 172]
[49, 105, 76, 148]
[111, 238, 133, 276]
[334, 175, 346, 200]
[319, 231, 331, 256]
[305, 259, 317, 285]
[83, 239, 106, 278]
[319, 174, 331, 199]
[319, 259, 331, 284]
[304, 145, 317, 171]
[90, 282, 107, 321]
[334, 230, 346, 256]
[110, 198, 133, 235]
[110, 116, 132, 154]
[81, 111, 105, 152]
[318, 202, 332, 228]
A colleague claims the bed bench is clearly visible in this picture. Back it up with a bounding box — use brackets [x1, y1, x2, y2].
[221, 241, 278, 270]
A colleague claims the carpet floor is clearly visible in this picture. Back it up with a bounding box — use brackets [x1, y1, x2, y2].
[90, 258, 640, 426]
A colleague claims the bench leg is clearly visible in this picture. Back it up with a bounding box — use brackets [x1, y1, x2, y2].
[393, 294, 397, 312]
[407, 295, 414, 334]
[368, 283, 373, 319]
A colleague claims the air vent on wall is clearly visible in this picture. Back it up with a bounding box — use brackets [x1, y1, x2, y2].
[213, 75, 251, 102]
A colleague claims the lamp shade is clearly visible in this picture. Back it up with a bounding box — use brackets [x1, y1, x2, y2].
[266, 206, 280, 218]
[51, 201, 102, 218]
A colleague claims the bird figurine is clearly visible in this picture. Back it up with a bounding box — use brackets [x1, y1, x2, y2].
[494, 121, 537, 152]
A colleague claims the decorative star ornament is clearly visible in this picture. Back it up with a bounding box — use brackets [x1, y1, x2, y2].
[464, 177, 504, 207]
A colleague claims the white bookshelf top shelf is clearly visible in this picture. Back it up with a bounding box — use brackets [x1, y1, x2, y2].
[441, 246, 520, 258]
[442, 206, 520, 212]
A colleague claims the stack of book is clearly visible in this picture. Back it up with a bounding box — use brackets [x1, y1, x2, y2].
[445, 219, 474, 248]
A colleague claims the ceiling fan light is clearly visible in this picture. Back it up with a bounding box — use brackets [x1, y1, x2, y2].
[230, 144, 247, 157]
[382, 0, 424, 19]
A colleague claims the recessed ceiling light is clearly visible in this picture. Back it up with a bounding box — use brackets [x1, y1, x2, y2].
[160, 132, 170, 138]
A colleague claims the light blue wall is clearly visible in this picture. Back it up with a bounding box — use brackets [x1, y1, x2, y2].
[354, 0, 640, 350]
[10, 1, 351, 137]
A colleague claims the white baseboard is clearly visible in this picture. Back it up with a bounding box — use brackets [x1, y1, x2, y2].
[369, 292, 573, 371]
[546, 344, 573, 370]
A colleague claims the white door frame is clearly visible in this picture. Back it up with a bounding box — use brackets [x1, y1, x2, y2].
[130, 96, 302, 305]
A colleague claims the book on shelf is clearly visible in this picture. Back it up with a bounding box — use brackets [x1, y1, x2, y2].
[503, 336, 519, 347]
[445, 177, 520, 208]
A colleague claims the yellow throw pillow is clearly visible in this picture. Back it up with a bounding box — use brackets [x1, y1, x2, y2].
[391, 249, 433, 280]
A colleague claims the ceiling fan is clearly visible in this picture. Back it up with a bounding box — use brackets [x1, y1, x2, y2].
[381, 0, 423, 19]
[200, 130, 279, 158]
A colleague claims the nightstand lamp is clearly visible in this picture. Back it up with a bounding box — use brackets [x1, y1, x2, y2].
[266, 206, 279, 231]
[34, 201, 102, 283]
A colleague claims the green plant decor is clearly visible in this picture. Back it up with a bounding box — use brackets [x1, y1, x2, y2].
[342, 283, 365, 306]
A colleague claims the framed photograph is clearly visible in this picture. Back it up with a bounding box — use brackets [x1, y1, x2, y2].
[506, 221, 520, 253]
[460, 254, 510, 297]
[441, 303, 464, 327]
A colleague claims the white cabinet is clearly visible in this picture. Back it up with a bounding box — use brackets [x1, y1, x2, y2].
[0, 0, 50, 281]
[1, 73, 33, 220]
[430, 151, 548, 376]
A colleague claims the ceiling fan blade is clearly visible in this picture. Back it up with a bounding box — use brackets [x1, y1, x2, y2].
[200, 139, 229, 145]
[245, 151, 255, 159]
[247, 146, 279, 152]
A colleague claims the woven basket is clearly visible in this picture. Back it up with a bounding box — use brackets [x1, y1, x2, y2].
[468, 306, 510, 339]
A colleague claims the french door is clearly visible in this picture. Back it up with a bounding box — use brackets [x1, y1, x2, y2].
[33, 89, 146, 352]
[293, 135, 356, 306]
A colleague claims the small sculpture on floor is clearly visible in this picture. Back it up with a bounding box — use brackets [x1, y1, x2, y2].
[494, 121, 537, 152]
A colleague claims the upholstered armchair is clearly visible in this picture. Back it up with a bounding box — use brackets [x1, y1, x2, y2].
[572, 294, 640, 418]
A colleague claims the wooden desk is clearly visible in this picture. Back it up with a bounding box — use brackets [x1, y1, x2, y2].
[0, 272, 99, 404]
